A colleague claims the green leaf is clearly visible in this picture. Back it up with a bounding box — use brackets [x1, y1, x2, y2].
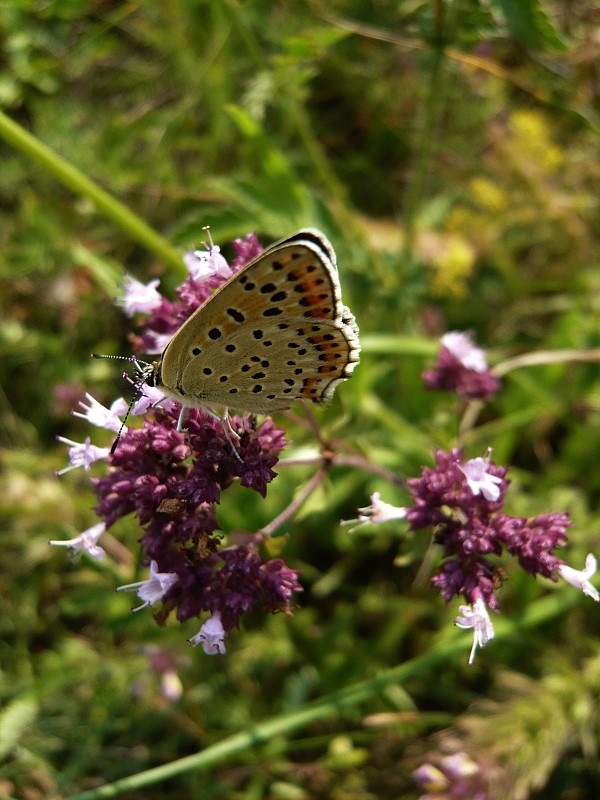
[492, 0, 567, 51]
[0, 697, 37, 759]
[217, 105, 317, 231]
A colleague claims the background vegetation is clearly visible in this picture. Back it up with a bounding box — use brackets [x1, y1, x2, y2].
[1, 1, 599, 798]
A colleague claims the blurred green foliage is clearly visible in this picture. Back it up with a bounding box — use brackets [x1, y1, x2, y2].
[1, 1, 600, 798]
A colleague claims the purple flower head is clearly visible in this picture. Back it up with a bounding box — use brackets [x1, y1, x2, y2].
[400, 447, 598, 662]
[231, 232, 263, 270]
[405, 450, 512, 610]
[93, 405, 286, 538]
[422, 331, 501, 400]
[56, 232, 304, 652]
[165, 542, 302, 629]
[492, 511, 571, 579]
[406, 449, 508, 533]
[404, 451, 539, 608]
[404, 449, 510, 611]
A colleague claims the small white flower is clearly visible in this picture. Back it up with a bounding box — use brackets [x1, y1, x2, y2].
[459, 457, 503, 502]
[72, 393, 128, 434]
[49, 522, 106, 560]
[454, 597, 494, 665]
[556, 554, 599, 602]
[184, 244, 232, 281]
[341, 492, 407, 533]
[117, 561, 179, 613]
[56, 435, 110, 475]
[120, 276, 163, 316]
[442, 331, 488, 373]
[187, 612, 226, 655]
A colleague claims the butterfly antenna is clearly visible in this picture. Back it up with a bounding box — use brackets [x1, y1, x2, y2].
[91, 354, 150, 455]
[110, 388, 143, 455]
[92, 353, 136, 362]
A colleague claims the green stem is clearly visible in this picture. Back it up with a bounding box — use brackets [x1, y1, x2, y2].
[290, 99, 350, 209]
[223, 0, 352, 227]
[66, 590, 581, 799]
[0, 110, 186, 276]
[401, 25, 448, 262]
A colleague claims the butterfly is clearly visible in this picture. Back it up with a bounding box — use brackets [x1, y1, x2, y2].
[97, 229, 360, 453]
[145, 228, 360, 424]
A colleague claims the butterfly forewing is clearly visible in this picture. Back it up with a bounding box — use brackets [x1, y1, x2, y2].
[274, 228, 338, 270]
[157, 231, 360, 414]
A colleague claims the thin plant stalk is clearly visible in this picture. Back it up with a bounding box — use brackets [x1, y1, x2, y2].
[66, 590, 581, 800]
[0, 110, 186, 276]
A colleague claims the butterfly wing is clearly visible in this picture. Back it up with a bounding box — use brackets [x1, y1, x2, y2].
[158, 231, 360, 413]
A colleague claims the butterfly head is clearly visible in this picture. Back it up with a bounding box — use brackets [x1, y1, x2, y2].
[139, 358, 161, 390]
[92, 353, 164, 453]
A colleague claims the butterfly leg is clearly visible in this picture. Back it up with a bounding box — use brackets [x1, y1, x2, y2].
[221, 408, 243, 462]
[150, 394, 169, 410]
[200, 406, 242, 462]
[176, 406, 188, 431]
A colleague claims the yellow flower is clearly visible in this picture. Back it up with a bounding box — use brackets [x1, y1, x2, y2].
[469, 176, 508, 213]
[421, 232, 476, 298]
[509, 110, 564, 172]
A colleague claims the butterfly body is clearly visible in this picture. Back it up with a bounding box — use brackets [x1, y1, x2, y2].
[149, 230, 360, 416]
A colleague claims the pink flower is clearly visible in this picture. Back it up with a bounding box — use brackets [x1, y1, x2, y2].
[183, 244, 232, 281]
[459, 456, 504, 502]
[72, 393, 128, 433]
[422, 331, 500, 400]
[556, 554, 599, 602]
[121, 276, 163, 316]
[117, 560, 179, 612]
[342, 492, 407, 532]
[442, 331, 489, 372]
[187, 613, 226, 655]
[454, 596, 494, 665]
[56, 435, 110, 475]
[49, 522, 106, 560]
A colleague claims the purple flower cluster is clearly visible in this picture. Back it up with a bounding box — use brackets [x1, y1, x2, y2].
[406, 449, 570, 610]
[53, 234, 302, 654]
[346, 448, 598, 663]
[422, 331, 501, 400]
[91, 405, 294, 633]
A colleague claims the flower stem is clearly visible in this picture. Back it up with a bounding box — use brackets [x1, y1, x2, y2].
[0, 110, 186, 276]
[260, 467, 328, 537]
[401, 33, 447, 262]
[493, 348, 600, 378]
